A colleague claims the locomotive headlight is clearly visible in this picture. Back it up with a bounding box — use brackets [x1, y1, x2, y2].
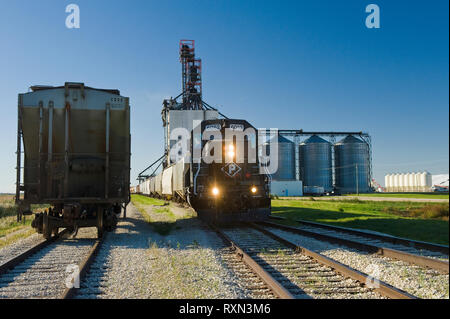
[226, 144, 235, 158]
[212, 187, 220, 196]
[251, 186, 257, 194]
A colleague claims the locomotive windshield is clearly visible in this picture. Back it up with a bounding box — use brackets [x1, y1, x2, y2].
[199, 121, 257, 164]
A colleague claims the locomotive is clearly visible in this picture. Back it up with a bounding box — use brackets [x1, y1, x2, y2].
[137, 40, 271, 222]
[16, 82, 131, 239]
[138, 118, 271, 222]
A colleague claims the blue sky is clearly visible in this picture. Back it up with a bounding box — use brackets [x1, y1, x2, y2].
[0, 0, 448, 192]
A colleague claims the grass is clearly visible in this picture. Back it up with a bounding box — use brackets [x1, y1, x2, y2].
[0, 194, 51, 248]
[131, 194, 178, 235]
[0, 227, 36, 249]
[129, 194, 166, 206]
[345, 193, 449, 199]
[0, 195, 33, 248]
[271, 199, 449, 245]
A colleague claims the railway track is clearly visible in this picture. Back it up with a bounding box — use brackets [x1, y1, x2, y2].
[267, 217, 449, 273]
[0, 229, 103, 299]
[211, 224, 292, 299]
[210, 224, 416, 299]
[271, 216, 449, 255]
[218, 245, 280, 299]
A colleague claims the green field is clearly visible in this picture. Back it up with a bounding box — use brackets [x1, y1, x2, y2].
[0, 195, 52, 248]
[271, 198, 449, 245]
[345, 193, 449, 199]
[0, 195, 33, 248]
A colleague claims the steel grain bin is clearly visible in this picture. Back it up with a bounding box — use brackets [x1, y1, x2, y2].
[266, 135, 296, 180]
[299, 135, 332, 192]
[334, 135, 370, 194]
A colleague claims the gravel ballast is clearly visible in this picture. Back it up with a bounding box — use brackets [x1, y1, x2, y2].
[293, 223, 448, 261]
[0, 233, 44, 265]
[265, 226, 449, 299]
[223, 226, 384, 299]
[0, 228, 97, 298]
[77, 203, 254, 299]
[3, 202, 444, 299]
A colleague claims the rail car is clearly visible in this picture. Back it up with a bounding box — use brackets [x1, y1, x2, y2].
[16, 82, 131, 239]
[138, 119, 271, 222]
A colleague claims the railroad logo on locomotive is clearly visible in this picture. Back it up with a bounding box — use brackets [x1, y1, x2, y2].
[222, 162, 241, 177]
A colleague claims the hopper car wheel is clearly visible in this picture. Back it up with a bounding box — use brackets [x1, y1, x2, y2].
[42, 212, 52, 240]
[97, 208, 104, 239]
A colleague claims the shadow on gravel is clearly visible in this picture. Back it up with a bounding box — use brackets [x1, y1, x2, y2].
[148, 221, 177, 236]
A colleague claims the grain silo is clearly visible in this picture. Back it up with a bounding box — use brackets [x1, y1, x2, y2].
[267, 135, 296, 180]
[419, 171, 432, 192]
[406, 173, 413, 192]
[384, 174, 390, 192]
[412, 172, 420, 192]
[385, 173, 394, 192]
[388, 171, 432, 192]
[299, 135, 332, 192]
[334, 135, 370, 194]
[398, 173, 407, 192]
[388, 174, 394, 192]
[393, 173, 400, 192]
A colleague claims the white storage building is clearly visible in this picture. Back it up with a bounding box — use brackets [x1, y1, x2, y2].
[270, 180, 303, 197]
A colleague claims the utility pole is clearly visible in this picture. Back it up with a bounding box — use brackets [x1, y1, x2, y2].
[356, 163, 359, 195]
